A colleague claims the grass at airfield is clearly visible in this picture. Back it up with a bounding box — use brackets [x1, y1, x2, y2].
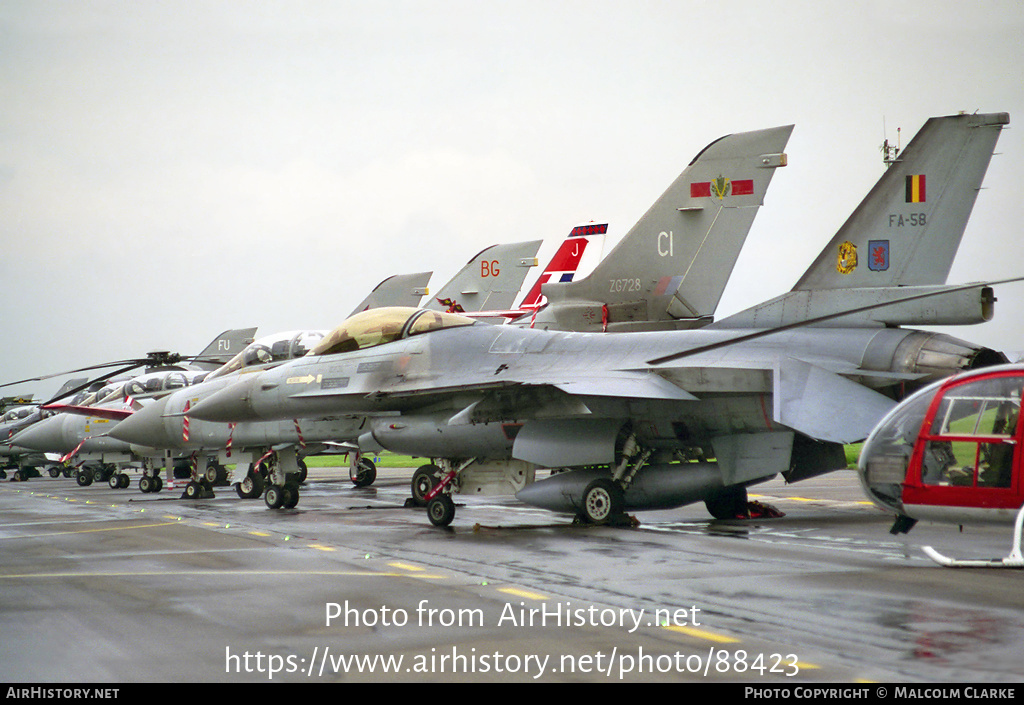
[301, 446, 865, 470]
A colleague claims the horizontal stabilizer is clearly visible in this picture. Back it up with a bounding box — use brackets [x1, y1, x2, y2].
[775, 358, 896, 444]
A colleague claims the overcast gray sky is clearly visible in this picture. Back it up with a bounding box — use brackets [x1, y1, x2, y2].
[2, 1, 1023, 399]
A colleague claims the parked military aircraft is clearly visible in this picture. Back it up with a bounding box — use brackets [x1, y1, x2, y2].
[7, 328, 258, 486]
[858, 362, 1024, 567]
[105, 238, 549, 501]
[7, 267, 438, 492]
[0, 380, 87, 480]
[183, 112, 1011, 527]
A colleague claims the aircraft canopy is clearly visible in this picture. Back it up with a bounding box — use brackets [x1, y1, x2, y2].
[312, 307, 475, 357]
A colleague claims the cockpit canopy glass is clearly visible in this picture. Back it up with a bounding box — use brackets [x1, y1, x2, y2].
[312, 307, 475, 357]
[207, 330, 326, 380]
[2, 406, 36, 423]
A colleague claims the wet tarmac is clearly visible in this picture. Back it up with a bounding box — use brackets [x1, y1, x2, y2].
[1, 465, 1022, 683]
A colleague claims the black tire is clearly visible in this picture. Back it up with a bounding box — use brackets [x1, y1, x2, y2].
[264, 485, 285, 509]
[139, 475, 153, 493]
[411, 464, 440, 506]
[351, 458, 377, 488]
[76, 471, 93, 487]
[118, 473, 131, 489]
[580, 479, 623, 525]
[704, 486, 748, 520]
[184, 481, 202, 499]
[48, 467, 61, 478]
[283, 483, 300, 508]
[237, 470, 266, 499]
[427, 495, 456, 527]
[108, 473, 121, 489]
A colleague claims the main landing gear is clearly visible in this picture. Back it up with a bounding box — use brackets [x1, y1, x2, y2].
[408, 462, 458, 527]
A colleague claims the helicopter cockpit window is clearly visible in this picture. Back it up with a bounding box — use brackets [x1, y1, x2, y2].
[312, 308, 475, 357]
[922, 375, 1023, 489]
[164, 372, 188, 390]
[4, 407, 35, 422]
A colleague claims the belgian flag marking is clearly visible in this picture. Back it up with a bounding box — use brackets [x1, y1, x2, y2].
[906, 174, 926, 203]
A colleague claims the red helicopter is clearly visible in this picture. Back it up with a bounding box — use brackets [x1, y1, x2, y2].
[859, 363, 1024, 568]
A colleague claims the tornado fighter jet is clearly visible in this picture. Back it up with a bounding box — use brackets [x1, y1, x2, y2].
[182, 113, 1011, 527]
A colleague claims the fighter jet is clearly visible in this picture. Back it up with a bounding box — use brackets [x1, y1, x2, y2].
[106, 238, 550, 501]
[182, 113, 1011, 527]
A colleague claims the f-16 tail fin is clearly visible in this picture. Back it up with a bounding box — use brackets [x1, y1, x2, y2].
[426, 240, 542, 313]
[796, 112, 1008, 290]
[719, 112, 1009, 329]
[346, 272, 432, 316]
[529, 124, 793, 331]
[191, 327, 258, 369]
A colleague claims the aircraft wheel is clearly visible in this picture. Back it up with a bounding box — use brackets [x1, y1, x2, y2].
[48, 467, 61, 478]
[76, 471, 93, 487]
[264, 485, 285, 509]
[294, 459, 307, 485]
[120, 473, 131, 489]
[351, 458, 377, 488]
[411, 464, 440, 506]
[283, 483, 300, 509]
[202, 465, 219, 485]
[427, 495, 456, 527]
[62, 466, 75, 478]
[704, 486, 748, 520]
[108, 473, 122, 489]
[184, 481, 203, 499]
[580, 479, 623, 525]
[236, 471, 265, 499]
[139, 475, 153, 493]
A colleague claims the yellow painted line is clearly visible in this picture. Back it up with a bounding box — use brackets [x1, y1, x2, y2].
[0, 569, 423, 580]
[498, 587, 548, 601]
[796, 661, 820, 670]
[0, 521, 180, 539]
[661, 625, 740, 644]
[248, 531, 271, 537]
[308, 544, 336, 552]
[388, 562, 425, 572]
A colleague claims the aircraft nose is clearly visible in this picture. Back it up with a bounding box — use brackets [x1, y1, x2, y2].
[187, 376, 261, 423]
[9, 415, 67, 452]
[108, 397, 173, 447]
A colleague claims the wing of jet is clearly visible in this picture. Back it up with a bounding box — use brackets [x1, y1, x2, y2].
[529, 124, 792, 332]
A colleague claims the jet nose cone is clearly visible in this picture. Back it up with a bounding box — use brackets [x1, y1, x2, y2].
[9, 415, 67, 452]
[187, 376, 261, 423]
[108, 396, 173, 447]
